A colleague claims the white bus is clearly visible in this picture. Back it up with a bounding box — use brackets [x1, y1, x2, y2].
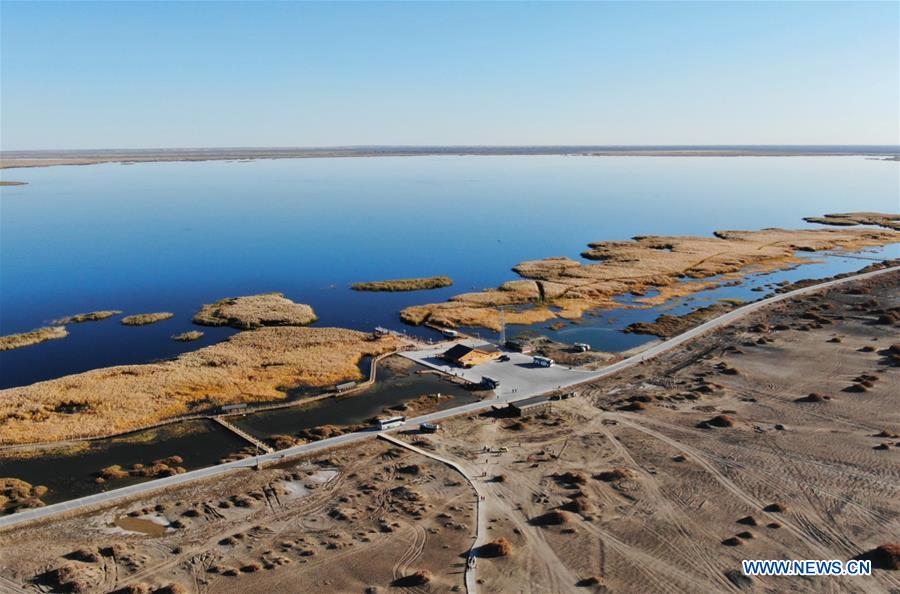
[377, 415, 406, 430]
[532, 355, 554, 367]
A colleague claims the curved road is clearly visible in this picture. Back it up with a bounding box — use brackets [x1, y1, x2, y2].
[1, 264, 896, 533]
[378, 433, 484, 594]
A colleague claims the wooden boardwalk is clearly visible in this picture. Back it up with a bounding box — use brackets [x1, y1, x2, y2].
[211, 416, 274, 454]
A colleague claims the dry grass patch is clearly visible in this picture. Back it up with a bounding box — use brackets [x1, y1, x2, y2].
[625, 303, 734, 338]
[400, 221, 898, 331]
[854, 543, 900, 570]
[351, 276, 453, 291]
[554, 471, 588, 485]
[594, 467, 633, 482]
[530, 510, 572, 526]
[392, 569, 433, 586]
[478, 537, 513, 557]
[193, 293, 316, 329]
[698, 414, 735, 429]
[171, 331, 204, 342]
[0, 327, 399, 445]
[1, 477, 48, 514]
[0, 326, 68, 351]
[54, 310, 121, 324]
[121, 312, 174, 326]
[95, 456, 186, 484]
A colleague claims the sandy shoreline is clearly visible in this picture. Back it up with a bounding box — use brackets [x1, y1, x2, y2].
[2, 145, 899, 169]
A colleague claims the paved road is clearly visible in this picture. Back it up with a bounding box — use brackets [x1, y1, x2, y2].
[378, 434, 484, 594]
[1, 264, 896, 533]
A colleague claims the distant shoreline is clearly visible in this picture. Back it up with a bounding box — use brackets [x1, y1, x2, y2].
[2, 145, 898, 169]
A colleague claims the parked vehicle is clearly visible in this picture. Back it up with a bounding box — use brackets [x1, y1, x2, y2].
[481, 376, 501, 389]
[376, 415, 406, 430]
[532, 355, 554, 367]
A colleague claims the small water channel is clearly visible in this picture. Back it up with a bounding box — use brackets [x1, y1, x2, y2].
[0, 419, 246, 505]
[0, 359, 478, 507]
[232, 360, 479, 440]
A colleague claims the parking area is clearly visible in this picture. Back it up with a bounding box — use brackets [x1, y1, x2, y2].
[398, 339, 603, 399]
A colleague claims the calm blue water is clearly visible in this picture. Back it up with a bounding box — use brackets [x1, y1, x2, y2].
[1, 156, 898, 388]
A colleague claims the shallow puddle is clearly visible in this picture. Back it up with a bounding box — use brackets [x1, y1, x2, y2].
[114, 515, 170, 536]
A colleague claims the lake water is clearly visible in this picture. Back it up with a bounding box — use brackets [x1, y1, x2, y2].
[1, 156, 898, 388]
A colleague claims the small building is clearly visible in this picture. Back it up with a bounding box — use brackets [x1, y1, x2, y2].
[441, 343, 502, 368]
[441, 328, 459, 338]
[574, 342, 591, 352]
[481, 376, 501, 389]
[532, 355, 554, 367]
[509, 396, 552, 418]
[374, 326, 390, 337]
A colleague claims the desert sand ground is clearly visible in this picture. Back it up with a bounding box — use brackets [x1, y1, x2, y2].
[416, 270, 899, 593]
[0, 272, 897, 593]
[0, 440, 475, 594]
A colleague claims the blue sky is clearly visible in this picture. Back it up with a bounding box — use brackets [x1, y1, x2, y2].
[1, 1, 897, 150]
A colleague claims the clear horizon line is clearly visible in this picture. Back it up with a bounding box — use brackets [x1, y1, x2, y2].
[4, 143, 900, 155]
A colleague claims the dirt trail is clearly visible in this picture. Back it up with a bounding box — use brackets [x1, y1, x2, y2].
[609, 413, 839, 560]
